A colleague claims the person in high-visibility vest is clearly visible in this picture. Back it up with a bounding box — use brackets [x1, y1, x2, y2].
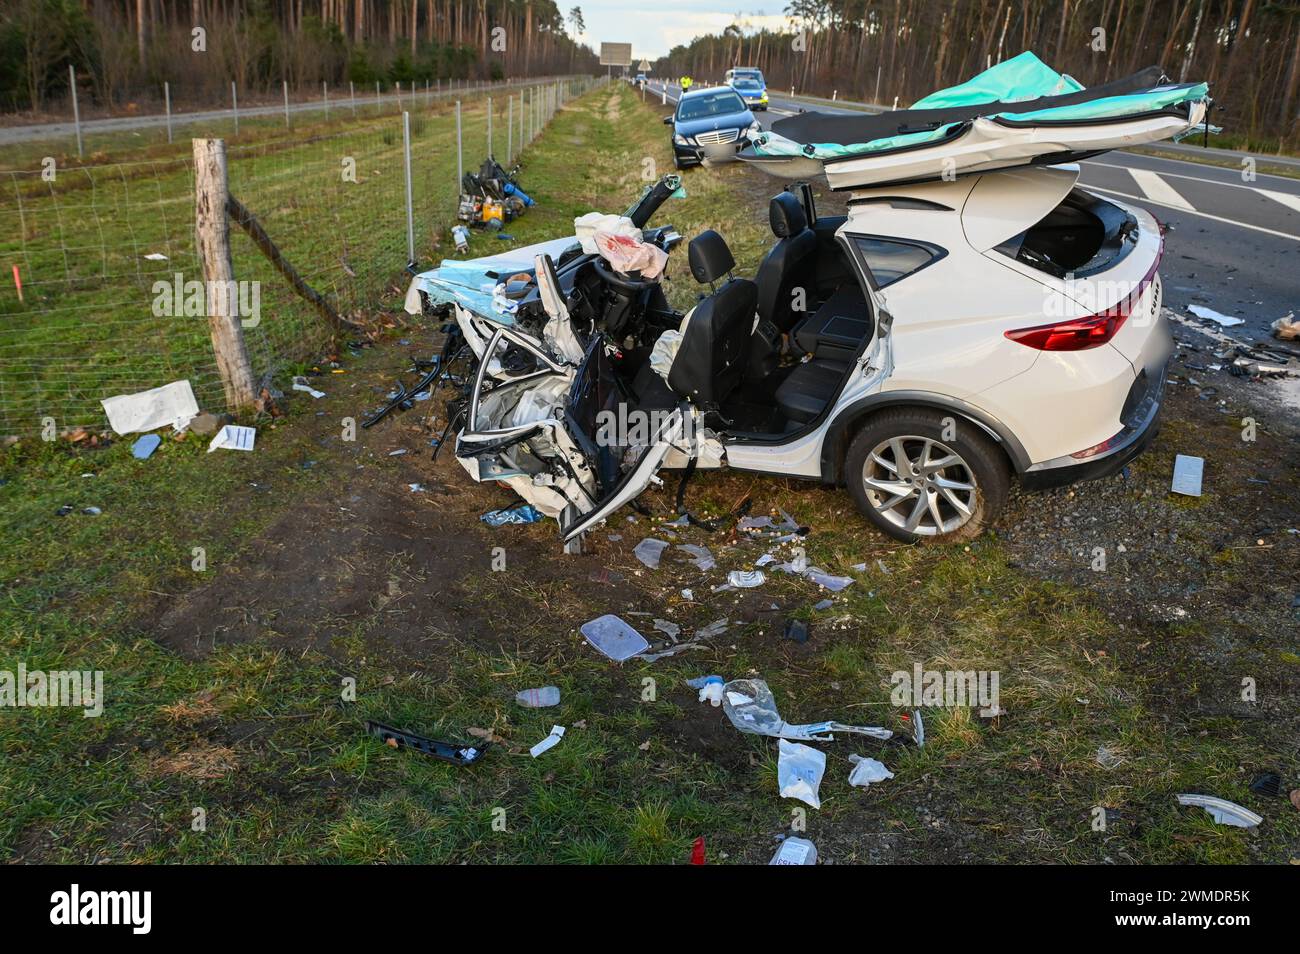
[680, 75, 693, 91]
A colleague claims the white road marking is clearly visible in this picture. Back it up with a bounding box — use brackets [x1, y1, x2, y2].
[1129, 168, 1195, 211]
[1086, 184, 1300, 242]
[1085, 159, 1300, 201]
[1259, 188, 1300, 214]
[1096, 149, 1300, 184]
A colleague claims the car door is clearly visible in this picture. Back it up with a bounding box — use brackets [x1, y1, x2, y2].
[457, 322, 689, 544]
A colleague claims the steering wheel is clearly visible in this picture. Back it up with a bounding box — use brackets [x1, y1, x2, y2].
[591, 255, 658, 295]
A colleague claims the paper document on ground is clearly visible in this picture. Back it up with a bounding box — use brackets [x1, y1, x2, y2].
[101, 380, 199, 435]
[208, 424, 256, 453]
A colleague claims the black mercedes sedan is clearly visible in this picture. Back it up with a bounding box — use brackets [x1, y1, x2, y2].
[664, 87, 759, 169]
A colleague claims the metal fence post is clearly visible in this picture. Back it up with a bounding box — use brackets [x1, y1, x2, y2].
[323, 81, 328, 119]
[231, 80, 239, 135]
[375, 80, 380, 113]
[396, 80, 402, 112]
[283, 79, 290, 127]
[507, 95, 513, 162]
[350, 80, 355, 116]
[487, 96, 492, 157]
[455, 100, 463, 187]
[164, 81, 173, 142]
[402, 111, 415, 266]
[69, 64, 83, 158]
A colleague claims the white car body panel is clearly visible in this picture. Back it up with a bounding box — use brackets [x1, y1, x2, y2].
[444, 159, 1174, 543]
[749, 104, 1206, 189]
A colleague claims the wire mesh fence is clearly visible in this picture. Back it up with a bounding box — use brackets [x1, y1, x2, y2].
[0, 76, 605, 435]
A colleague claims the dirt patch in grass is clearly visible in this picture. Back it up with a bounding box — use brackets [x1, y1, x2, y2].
[146, 742, 239, 780]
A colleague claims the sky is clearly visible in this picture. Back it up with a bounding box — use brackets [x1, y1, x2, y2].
[571, 1, 792, 61]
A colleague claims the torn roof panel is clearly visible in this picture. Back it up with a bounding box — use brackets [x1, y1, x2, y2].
[743, 54, 1208, 189]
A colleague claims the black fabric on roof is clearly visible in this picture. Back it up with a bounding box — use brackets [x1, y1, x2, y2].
[770, 66, 1172, 145]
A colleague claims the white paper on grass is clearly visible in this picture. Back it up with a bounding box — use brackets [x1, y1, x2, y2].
[529, 725, 566, 758]
[778, 739, 825, 809]
[101, 380, 199, 435]
[207, 424, 256, 453]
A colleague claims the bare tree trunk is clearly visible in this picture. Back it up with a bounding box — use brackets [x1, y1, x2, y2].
[136, 0, 146, 66]
[192, 139, 257, 411]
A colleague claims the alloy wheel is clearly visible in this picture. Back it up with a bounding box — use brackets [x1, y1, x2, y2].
[862, 435, 978, 536]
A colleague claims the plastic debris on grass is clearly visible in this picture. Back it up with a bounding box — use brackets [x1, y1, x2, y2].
[777, 739, 825, 809]
[581, 614, 650, 661]
[481, 503, 545, 526]
[1176, 794, 1263, 828]
[291, 376, 326, 399]
[676, 543, 715, 571]
[366, 720, 489, 766]
[770, 836, 817, 865]
[847, 755, 894, 788]
[131, 434, 161, 460]
[634, 538, 669, 568]
[721, 678, 891, 742]
[516, 686, 560, 708]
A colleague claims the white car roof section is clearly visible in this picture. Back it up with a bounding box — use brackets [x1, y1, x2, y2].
[741, 54, 1209, 189]
[749, 105, 1204, 190]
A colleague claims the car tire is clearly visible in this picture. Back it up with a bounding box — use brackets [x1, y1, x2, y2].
[844, 408, 1009, 544]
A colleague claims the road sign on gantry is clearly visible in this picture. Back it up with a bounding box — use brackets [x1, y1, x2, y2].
[600, 43, 633, 67]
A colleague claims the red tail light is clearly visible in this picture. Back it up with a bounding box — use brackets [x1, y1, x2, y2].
[1005, 249, 1163, 352]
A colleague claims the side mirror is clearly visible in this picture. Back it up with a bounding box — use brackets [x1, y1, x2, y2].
[663, 115, 674, 125]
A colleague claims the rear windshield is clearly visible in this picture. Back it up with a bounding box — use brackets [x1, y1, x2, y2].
[996, 189, 1138, 278]
[678, 90, 746, 120]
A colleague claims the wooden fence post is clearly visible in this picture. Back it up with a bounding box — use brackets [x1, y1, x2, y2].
[193, 138, 257, 411]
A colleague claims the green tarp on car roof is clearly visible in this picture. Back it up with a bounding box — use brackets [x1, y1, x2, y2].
[911, 51, 1084, 109]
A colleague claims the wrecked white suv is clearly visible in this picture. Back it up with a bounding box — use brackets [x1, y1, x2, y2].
[405, 55, 1208, 549]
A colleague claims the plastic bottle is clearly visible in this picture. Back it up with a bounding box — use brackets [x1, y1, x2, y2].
[698, 675, 725, 707]
[515, 686, 560, 708]
[769, 836, 817, 865]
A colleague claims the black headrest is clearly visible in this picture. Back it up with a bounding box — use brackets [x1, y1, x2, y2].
[769, 192, 807, 238]
[687, 230, 735, 284]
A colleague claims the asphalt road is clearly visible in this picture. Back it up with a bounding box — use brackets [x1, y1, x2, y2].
[649, 80, 1298, 343]
[0, 79, 542, 146]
